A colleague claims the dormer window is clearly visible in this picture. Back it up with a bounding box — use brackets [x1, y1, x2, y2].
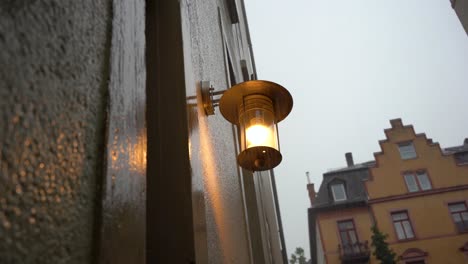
[398, 141, 417, 160]
[331, 183, 347, 202]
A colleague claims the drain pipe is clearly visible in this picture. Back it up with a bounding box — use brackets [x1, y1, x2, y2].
[270, 170, 288, 263]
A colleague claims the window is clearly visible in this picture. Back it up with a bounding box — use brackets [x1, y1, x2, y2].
[392, 211, 415, 240]
[404, 171, 432, 192]
[331, 183, 347, 202]
[449, 202, 468, 232]
[398, 142, 417, 160]
[338, 220, 359, 254]
[401, 248, 428, 264]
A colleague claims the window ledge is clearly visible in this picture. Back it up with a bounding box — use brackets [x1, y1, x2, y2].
[407, 189, 433, 194]
[401, 157, 418, 161]
[396, 237, 417, 243]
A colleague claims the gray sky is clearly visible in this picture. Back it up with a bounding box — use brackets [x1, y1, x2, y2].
[245, 0, 468, 259]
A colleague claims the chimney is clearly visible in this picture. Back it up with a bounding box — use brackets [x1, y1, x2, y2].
[345, 152, 354, 167]
[390, 118, 403, 128]
[464, 138, 468, 146]
[306, 172, 316, 207]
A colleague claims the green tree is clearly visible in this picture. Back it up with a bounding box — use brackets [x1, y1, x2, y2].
[289, 247, 308, 264]
[371, 225, 397, 264]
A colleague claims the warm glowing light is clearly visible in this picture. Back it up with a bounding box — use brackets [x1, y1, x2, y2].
[246, 124, 273, 148]
[217, 81, 292, 171]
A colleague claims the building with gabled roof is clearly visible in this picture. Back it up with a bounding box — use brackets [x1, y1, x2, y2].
[308, 119, 468, 264]
[308, 154, 374, 264]
[364, 119, 468, 264]
[451, 0, 468, 35]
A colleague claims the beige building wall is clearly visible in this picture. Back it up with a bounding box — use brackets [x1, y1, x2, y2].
[371, 190, 468, 264]
[316, 224, 326, 264]
[366, 120, 468, 199]
[316, 207, 375, 264]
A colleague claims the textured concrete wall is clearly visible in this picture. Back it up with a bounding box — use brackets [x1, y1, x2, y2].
[0, 1, 111, 263]
[181, 0, 285, 263]
[181, 0, 251, 262]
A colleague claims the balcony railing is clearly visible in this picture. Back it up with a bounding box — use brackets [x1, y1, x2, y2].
[338, 241, 370, 264]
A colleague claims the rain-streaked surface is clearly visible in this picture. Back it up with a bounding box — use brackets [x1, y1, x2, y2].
[182, 0, 285, 262]
[0, 1, 111, 262]
[98, 1, 146, 263]
[181, 1, 251, 261]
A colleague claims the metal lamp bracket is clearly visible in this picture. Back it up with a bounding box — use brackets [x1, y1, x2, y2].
[201, 81, 226, 116]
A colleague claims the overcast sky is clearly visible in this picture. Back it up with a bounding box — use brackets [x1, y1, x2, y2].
[245, 0, 468, 259]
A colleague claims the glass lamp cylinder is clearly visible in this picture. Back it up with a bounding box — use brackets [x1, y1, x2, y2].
[237, 94, 282, 171]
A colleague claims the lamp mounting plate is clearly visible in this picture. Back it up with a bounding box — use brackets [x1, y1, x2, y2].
[201, 81, 215, 115]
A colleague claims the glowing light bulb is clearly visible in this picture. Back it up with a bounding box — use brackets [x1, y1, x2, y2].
[246, 124, 272, 148]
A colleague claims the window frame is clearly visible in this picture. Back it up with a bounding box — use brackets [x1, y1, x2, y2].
[415, 171, 432, 190]
[448, 201, 468, 233]
[330, 182, 347, 202]
[337, 219, 360, 254]
[402, 170, 432, 193]
[391, 210, 416, 241]
[397, 141, 417, 160]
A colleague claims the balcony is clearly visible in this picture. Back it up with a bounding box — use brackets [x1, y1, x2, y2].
[338, 241, 370, 264]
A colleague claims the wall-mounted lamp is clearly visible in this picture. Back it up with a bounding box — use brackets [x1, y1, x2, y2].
[202, 80, 293, 171]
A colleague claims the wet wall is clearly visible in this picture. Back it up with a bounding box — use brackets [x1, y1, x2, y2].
[0, 1, 111, 263]
[180, 0, 285, 263]
[98, 0, 146, 263]
[0, 0, 147, 263]
[146, 0, 196, 262]
[180, 0, 251, 262]
[0, 0, 283, 262]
